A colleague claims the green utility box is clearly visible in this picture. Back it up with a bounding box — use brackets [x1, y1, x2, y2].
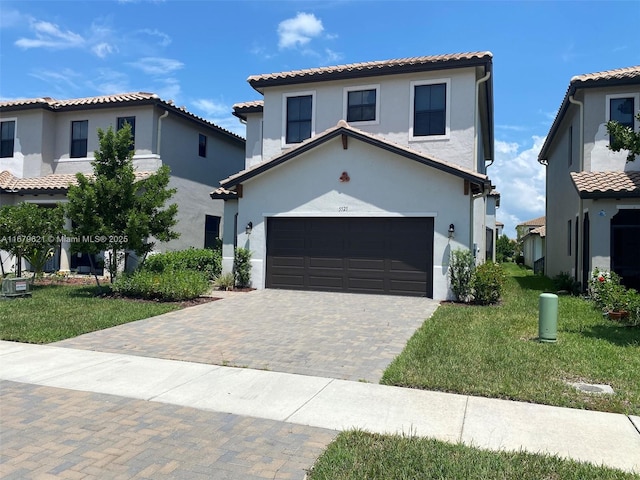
[538, 293, 558, 343]
[1, 277, 32, 299]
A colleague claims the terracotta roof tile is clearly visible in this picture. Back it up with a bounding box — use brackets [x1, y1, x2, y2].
[248, 52, 492, 90]
[518, 216, 545, 227]
[570, 171, 640, 198]
[530, 225, 546, 237]
[571, 65, 640, 85]
[0, 170, 152, 193]
[209, 186, 238, 199]
[232, 101, 264, 120]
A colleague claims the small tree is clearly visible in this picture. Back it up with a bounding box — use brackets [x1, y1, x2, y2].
[66, 124, 179, 283]
[448, 248, 475, 302]
[234, 247, 252, 288]
[496, 234, 516, 263]
[0, 202, 65, 281]
[607, 112, 640, 162]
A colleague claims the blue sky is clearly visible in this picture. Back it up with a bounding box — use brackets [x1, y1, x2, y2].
[1, 0, 639, 238]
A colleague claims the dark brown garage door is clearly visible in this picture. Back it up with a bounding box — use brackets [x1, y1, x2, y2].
[266, 217, 433, 297]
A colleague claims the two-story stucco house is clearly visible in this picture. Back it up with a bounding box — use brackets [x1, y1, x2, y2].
[538, 66, 640, 290]
[212, 52, 497, 299]
[0, 92, 245, 274]
[516, 216, 546, 272]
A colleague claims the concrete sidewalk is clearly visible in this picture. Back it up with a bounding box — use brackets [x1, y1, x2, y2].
[1, 341, 639, 475]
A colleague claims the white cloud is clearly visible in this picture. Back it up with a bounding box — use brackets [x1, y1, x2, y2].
[128, 57, 184, 75]
[192, 99, 230, 117]
[90, 68, 130, 94]
[491, 136, 547, 239]
[278, 12, 324, 49]
[92, 42, 117, 58]
[16, 20, 85, 49]
[137, 28, 171, 47]
[29, 68, 82, 91]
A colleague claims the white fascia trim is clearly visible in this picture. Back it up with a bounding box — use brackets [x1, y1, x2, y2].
[342, 84, 381, 126]
[281, 90, 316, 149]
[409, 77, 451, 142]
[263, 212, 439, 218]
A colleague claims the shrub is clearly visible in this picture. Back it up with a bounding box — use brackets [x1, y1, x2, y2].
[552, 272, 581, 296]
[142, 248, 221, 280]
[113, 269, 210, 301]
[625, 289, 640, 327]
[473, 262, 505, 305]
[448, 249, 475, 302]
[234, 247, 252, 288]
[213, 272, 235, 291]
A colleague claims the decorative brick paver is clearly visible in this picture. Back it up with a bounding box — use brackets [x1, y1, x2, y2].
[0, 380, 337, 480]
[55, 289, 439, 382]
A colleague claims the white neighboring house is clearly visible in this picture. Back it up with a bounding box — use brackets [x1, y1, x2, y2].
[212, 52, 497, 299]
[0, 92, 245, 275]
[538, 66, 640, 290]
[516, 216, 546, 273]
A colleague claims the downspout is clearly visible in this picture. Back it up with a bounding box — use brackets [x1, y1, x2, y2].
[157, 110, 169, 157]
[473, 69, 491, 262]
[568, 95, 584, 284]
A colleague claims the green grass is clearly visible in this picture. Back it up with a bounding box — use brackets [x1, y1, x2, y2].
[382, 263, 640, 415]
[0, 283, 180, 343]
[307, 430, 636, 480]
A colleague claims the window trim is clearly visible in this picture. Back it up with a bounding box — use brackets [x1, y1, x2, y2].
[0, 118, 17, 158]
[409, 78, 451, 141]
[606, 93, 639, 130]
[199, 133, 207, 158]
[281, 90, 316, 148]
[70, 120, 89, 159]
[342, 84, 380, 126]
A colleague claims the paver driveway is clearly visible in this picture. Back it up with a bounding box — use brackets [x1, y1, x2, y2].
[55, 289, 439, 382]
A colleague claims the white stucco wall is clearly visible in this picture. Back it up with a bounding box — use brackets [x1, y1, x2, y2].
[259, 67, 478, 170]
[224, 134, 475, 300]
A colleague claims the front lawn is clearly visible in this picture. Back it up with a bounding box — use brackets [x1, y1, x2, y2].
[0, 283, 181, 343]
[307, 430, 635, 480]
[382, 263, 640, 415]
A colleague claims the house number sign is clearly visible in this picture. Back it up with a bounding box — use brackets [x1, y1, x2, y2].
[338, 206, 349, 212]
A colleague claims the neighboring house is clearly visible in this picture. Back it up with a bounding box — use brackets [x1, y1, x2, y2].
[517, 216, 546, 272]
[0, 92, 245, 274]
[213, 52, 497, 299]
[538, 66, 640, 290]
[496, 221, 504, 237]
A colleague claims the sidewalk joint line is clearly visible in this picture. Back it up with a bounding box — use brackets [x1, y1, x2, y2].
[628, 415, 640, 436]
[283, 378, 335, 422]
[458, 395, 470, 443]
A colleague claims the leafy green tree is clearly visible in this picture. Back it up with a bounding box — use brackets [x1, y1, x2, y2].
[496, 234, 516, 263]
[0, 202, 65, 281]
[66, 123, 179, 283]
[607, 112, 640, 162]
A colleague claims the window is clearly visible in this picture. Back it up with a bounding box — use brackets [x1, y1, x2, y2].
[117, 116, 136, 150]
[204, 215, 220, 249]
[610, 97, 635, 128]
[199, 134, 207, 158]
[285, 93, 313, 144]
[1, 120, 15, 158]
[344, 86, 378, 123]
[70, 120, 88, 158]
[410, 79, 450, 139]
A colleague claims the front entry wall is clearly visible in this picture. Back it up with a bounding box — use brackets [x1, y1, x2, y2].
[266, 217, 434, 297]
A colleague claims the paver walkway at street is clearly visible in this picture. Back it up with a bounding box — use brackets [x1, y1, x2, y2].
[54, 289, 439, 382]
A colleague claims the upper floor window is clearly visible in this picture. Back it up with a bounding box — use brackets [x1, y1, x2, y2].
[344, 85, 379, 124]
[284, 92, 314, 145]
[610, 97, 635, 128]
[70, 120, 88, 158]
[199, 134, 207, 158]
[1, 120, 15, 158]
[117, 116, 136, 150]
[413, 82, 446, 136]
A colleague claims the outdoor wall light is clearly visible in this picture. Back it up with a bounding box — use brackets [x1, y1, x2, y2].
[448, 223, 455, 239]
[245, 221, 253, 235]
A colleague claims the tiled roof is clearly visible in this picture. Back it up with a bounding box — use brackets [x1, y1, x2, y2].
[538, 66, 640, 162]
[248, 52, 492, 90]
[530, 225, 546, 237]
[209, 186, 238, 199]
[570, 171, 640, 198]
[0, 170, 152, 193]
[232, 100, 264, 120]
[518, 216, 545, 227]
[0, 92, 245, 143]
[220, 120, 490, 191]
[570, 65, 640, 85]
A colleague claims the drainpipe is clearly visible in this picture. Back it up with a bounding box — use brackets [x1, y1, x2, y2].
[474, 71, 491, 171]
[569, 95, 584, 284]
[157, 110, 169, 157]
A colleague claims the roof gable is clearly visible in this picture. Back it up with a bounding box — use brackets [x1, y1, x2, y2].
[218, 121, 490, 193]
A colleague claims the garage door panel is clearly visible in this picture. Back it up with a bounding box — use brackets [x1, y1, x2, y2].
[267, 217, 433, 297]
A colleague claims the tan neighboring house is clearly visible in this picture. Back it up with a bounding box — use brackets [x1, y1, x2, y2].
[213, 52, 497, 299]
[516, 216, 546, 272]
[538, 66, 640, 290]
[0, 92, 245, 275]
